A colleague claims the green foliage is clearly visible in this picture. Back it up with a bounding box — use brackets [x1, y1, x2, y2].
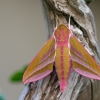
[0, 93, 5, 100]
[10, 71, 24, 82]
[10, 64, 28, 82]
[85, 0, 93, 4]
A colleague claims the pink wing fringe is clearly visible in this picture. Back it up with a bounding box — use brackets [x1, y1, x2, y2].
[24, 70, 52, 84]
[74, 68, 100, 80]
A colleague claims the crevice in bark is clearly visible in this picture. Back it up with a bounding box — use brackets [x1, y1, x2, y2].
[90, 80, 93, 100]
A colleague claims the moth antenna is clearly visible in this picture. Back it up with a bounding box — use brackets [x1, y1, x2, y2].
[55, 14, 59, 29]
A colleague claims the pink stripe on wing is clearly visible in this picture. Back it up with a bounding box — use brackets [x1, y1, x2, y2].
[74, 68, 100, 80]
[24, 70, 52, 84]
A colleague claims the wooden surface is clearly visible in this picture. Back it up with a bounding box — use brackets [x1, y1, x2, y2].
[19, 0, 100, 100]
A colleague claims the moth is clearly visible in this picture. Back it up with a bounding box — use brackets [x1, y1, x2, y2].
[23, 24, 100, 91]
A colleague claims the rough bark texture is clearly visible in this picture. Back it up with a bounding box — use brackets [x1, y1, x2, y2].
[19, 0, 100, 100]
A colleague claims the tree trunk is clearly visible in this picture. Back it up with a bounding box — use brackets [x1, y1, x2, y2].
[19, 0, 100, 100]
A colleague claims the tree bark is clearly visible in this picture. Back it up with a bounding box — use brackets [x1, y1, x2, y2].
[19, 0, 100, 100]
